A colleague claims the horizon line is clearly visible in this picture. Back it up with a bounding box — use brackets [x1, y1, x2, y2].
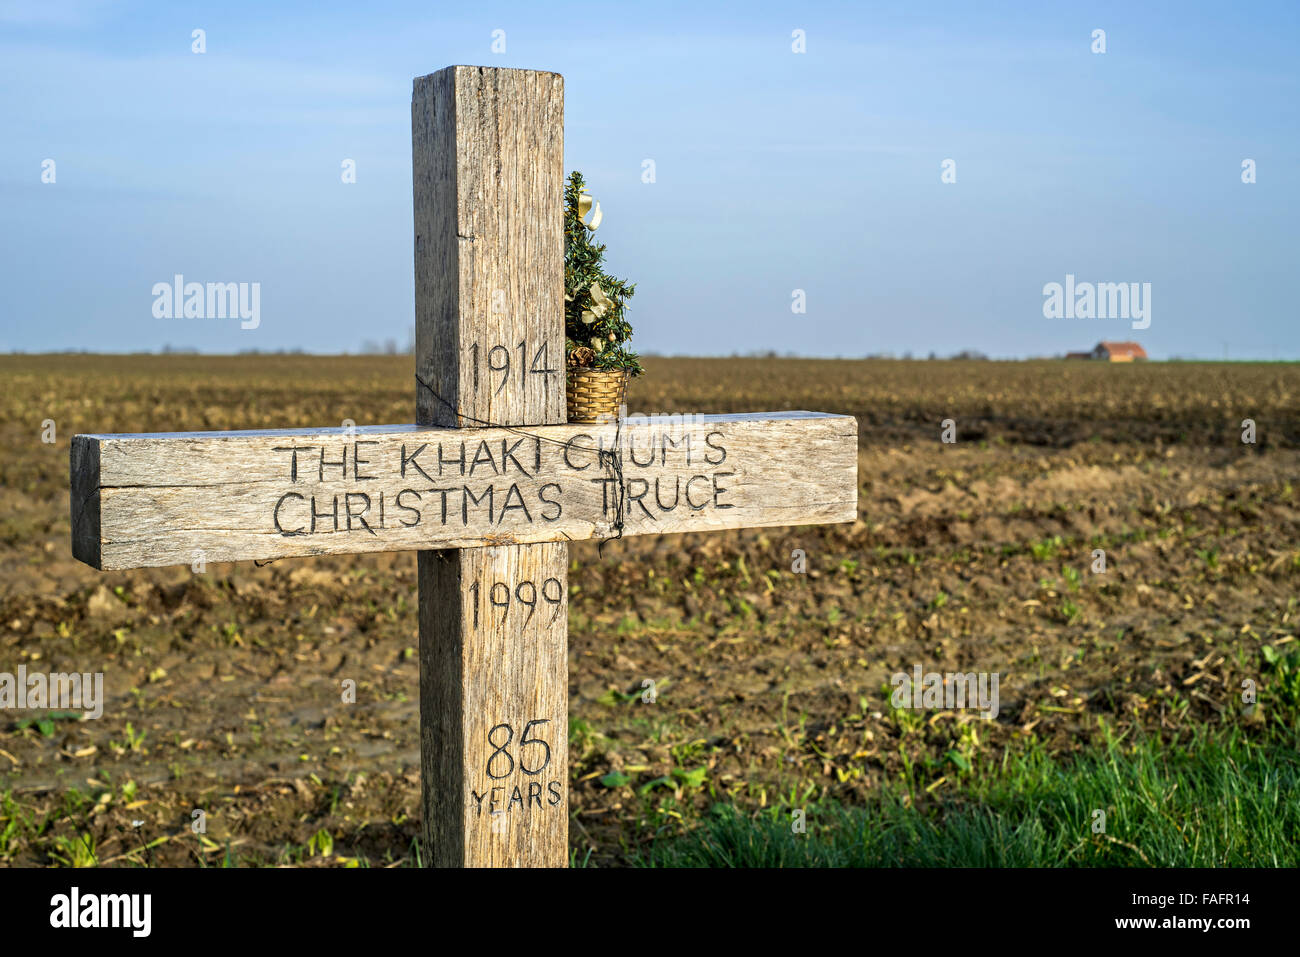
[3, 350, 1297, 363]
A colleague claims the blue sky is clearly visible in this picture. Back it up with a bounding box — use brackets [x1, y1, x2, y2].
[1, 0, 1296, 358]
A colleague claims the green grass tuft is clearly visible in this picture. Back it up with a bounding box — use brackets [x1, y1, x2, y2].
[632, 725, 1300, 867]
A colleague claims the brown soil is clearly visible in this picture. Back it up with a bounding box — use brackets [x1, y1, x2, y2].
[1, 355, 1296, 866]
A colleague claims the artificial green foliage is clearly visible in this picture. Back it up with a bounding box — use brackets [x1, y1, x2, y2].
[564, 171, 644, 376]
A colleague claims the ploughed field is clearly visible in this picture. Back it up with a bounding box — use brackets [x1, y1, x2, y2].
[1, 354, 1297, 866]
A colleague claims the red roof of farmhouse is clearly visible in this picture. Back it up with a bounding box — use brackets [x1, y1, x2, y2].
[1098, 341, 1148, 359]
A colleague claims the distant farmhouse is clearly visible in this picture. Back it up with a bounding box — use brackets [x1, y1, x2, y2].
[1066, 341, 1149, 362]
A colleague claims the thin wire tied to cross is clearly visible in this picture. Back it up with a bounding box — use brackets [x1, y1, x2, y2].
[414, 373, 627, 547]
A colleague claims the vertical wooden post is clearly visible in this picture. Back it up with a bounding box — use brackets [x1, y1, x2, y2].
[412, 65, 566, 430]
[413, 66, 570, 867]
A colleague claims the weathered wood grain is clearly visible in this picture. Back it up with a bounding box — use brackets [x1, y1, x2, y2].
[414, 65, 569, 869]
[420, 542, 568, 867]
[412, 65, 565, 429]
[69, 412, 858, 570]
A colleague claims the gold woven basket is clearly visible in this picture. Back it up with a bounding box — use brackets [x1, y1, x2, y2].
[566, 368, 627, 423]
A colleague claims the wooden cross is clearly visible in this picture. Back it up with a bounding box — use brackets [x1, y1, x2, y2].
[68, 65, 858, 868]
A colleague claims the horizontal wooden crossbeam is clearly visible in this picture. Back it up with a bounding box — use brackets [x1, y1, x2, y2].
[71, 411, 858, 570]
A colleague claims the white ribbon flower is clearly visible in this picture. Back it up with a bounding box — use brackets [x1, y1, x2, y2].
[581, 282, 612, 324]
[578, 192, 603, 230]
